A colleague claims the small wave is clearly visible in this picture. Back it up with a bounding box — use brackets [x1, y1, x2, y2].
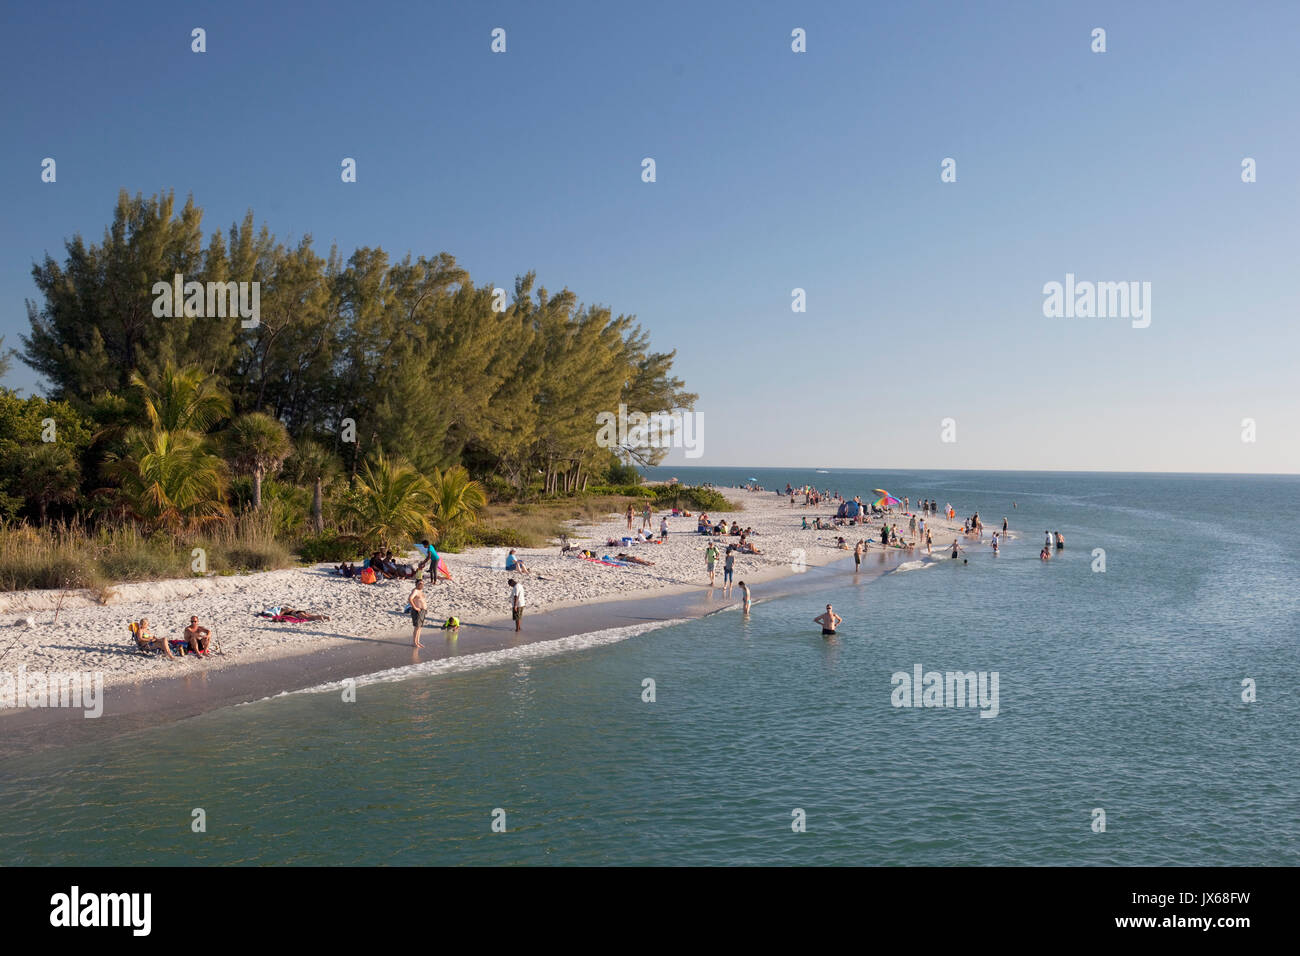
[891, 558, 943, 574]
[290, 618, 686, 695]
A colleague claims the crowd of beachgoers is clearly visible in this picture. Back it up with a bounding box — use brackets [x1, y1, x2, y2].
[0, 482, 1039, 700]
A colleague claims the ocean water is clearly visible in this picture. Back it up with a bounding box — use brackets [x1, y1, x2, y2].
[1, 469, 1297, 865]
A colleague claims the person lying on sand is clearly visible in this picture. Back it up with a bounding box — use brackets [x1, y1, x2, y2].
[184, 616, 212, 655]
[134, 617, 179, 659]
[616, 553, 655, 566]
[276, 607, 331, 621]
[336, 561, 358, 578]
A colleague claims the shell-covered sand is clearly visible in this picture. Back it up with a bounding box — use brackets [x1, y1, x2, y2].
[0, 488, 972, 701]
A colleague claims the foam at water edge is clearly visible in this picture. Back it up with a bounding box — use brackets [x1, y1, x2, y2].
[289, 618, 688, 695]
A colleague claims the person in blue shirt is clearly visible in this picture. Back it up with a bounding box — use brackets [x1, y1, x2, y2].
[504, 549, 530, 574]
[415, 539, 441, 585]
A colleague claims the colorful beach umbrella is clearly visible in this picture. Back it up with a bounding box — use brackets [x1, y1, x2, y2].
[872, 489, 901, 508]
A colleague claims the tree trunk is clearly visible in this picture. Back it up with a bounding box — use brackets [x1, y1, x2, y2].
[253, 466, 264, 510]
[313, 477, 324, 534]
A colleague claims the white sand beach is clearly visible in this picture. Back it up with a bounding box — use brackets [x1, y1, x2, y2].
[0, 488, 977, 703]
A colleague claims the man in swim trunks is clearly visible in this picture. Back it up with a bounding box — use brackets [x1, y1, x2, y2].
[853, 539, 863, 571]
[1055, 531, 1065, 550]
[183, 616, 211, 655]
[409, 580, 428, 648]
[814, 604, 842, 636]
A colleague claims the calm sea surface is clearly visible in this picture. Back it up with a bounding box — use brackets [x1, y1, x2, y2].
[1, 468, 1296, 865]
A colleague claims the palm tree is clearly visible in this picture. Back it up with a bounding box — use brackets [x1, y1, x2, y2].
[12, 443, 80, 524]
[130, 366, 231, 433]
[430, 464, 486, 549]
[343, 453, 435, 551]
[225, 412, 293, 510]
[283, 439, 340, 533]
[111, 429, 229, 532]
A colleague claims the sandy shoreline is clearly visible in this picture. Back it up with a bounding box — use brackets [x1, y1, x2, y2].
[0, 486, 980, 744]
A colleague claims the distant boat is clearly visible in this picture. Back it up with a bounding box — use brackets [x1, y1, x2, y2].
[816, 469, 829, 473]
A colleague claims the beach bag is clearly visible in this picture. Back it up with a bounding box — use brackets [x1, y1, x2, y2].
[360, 567, 377, 584]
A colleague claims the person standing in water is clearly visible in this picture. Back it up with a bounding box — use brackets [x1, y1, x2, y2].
[1003, 516, 1008, 534]
[1055, 531, 1065, 550]
[951, 538, 961, 559]
[738, 581, 751, 615]
[408, 579, 428, 648]
[814, 604, 842, 636]
[509, 578, 526, 632]
[723, 548, 736, 597]
[853, 539, 863, 572]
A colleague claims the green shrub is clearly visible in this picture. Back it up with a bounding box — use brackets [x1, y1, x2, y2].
[586, 484, 655, 498]
[464, 525, 530, 549]
[652, 485, 737, 512]
[295, 532, 363, 564]
[605, 461, 642, 485]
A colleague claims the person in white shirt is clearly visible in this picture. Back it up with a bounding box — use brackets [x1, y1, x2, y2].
[509, 578, 526, 632]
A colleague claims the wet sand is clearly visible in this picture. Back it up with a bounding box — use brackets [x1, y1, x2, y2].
[0, 551, 910, 759]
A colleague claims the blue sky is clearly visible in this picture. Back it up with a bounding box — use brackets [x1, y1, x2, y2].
[2, 0, 1297, 472]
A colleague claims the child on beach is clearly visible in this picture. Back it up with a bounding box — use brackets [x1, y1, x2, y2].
[705, 543, 718, 587]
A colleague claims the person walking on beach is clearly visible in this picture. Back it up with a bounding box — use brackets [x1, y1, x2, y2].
[909, 514, 917, 541]
[705, 542, 718, 588]
[626, 504, 634, 531]
[723, 548, 736, 596]
[814, 604, 842, 637]
[408, 580, 428, 648]
[641, 503, 652, 531]
[508, 578, 525, 632]
[659, 515, 669, 541]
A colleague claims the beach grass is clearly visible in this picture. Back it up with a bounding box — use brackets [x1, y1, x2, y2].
[0, 513, 297, 592]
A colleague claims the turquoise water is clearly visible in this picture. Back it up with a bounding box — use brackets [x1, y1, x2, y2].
[1, 469, 1297, 865]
